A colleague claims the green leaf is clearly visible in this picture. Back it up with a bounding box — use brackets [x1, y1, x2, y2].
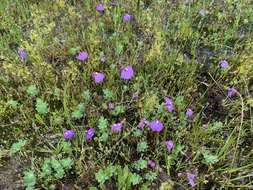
[133, 159, 147, 171]
[41, 158, 73, 182]
[27, 85, 38, 97]
[61, 141, 72, 153]
[53, 88, 61, 98]
[160, 181, 174, 190]
[60, 158, 73, 169]
[105, 165, 116, 178]
[51, 159, 65, 179]
[203, 151, 219, 165]
[8, 100, 18, 109]
[133, 129, 143, 137]
[82, 90, 91, 102]
[89, 187, 98, 190]
[35, 98, 49, 114]
[116, 42, 124, 55]
[41, 159, 52, 178]
[209, 122, 224, 132]
[103, 89, 114, 100]
[144, 171, 157, 182]
[174, 96, 185, 110]
[71, 110, 83, 119]
[140, 184, 150, 190]
[35, 114, 46, 125]
[98, 116, 108, 131]
[117, 165, 131, 189]
[100, 132, 109, 142]
[130, 173, 142, 185]
[68, 47, 80, 55]
[72, 103, 85, 119]
[95, 169, 109, 184]
[10, 139, 27, 154]
[137, 141, 148, 153]
[112, 105, 125, 116]
[23, 170, 36, 190]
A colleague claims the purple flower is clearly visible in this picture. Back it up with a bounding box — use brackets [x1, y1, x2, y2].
[164, 97, 174, 112]
[64, 129, 75, 140]
[92, 72, 105, 83]
[123, 13, 132, 22]
[187, 172, 197, 187]
[96, 4, 105, 12]
[111, 122, 123, 133]
[86, 128, 95, 141]
[186, 108, 193, 118]
[76, 51, 88, 61]
[149, 120, 164, 132]
[165, 140, 174, 152]
[120, 65, 134, 80]
[18, 48, 27, 61]
[219, 60, 229, 69]
[108, 102, 114, 110]
[138, 118, 149, 130]
[148, 160, 156, 169]
[228, 87, 237, 97]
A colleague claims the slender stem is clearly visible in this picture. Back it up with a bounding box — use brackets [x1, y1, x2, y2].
[137, 0, 140, 11]
[231, 93, 244, 167]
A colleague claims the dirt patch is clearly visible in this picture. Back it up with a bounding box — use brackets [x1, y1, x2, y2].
[203, 87, 227, 123]
[0, 156, 23, 190]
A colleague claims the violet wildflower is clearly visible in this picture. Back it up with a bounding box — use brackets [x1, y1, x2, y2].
[76, 51, 88, 61]
[64, 129, 75, 140]
[186, 108, 193, 118]
[92, 72, 105, 84]
[111, 122, 123, 133]
[120, 65, 134, 80]
[219, 60, 229, 69]
[228, 87, 237, 97]
[165, 140, 174, 152]
[18, 48, 27, 61]
[164, 97, 174, 112]
[187, 172, 197, 187]
[108, 102, 114, 110]
[86, 128, 95, 141]
[96, 4, 105, 12]
[123, 13, 132, 22]
[149, 120, 164, 132]
[148, 160, 156, 169]
[138, 118, 149, 130]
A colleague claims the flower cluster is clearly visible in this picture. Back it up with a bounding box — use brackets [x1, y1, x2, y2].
[15, 4, 242, 189]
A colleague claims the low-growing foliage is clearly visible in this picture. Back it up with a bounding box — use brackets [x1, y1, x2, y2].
[23, 170, 36, 190]
[95, 165, 142, 190]
[10, 139, 27, 154]
[41, 158, 73, 184]
[35, 98, 49, 115]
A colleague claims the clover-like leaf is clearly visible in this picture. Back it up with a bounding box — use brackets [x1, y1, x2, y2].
[35, 98, 49, 114]
[27, 85, 38, 97]
[23, 170, 36, 190]
[10, 139, 27, 154]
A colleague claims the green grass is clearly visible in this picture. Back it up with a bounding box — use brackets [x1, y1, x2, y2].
[0, 0, 253, 189]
